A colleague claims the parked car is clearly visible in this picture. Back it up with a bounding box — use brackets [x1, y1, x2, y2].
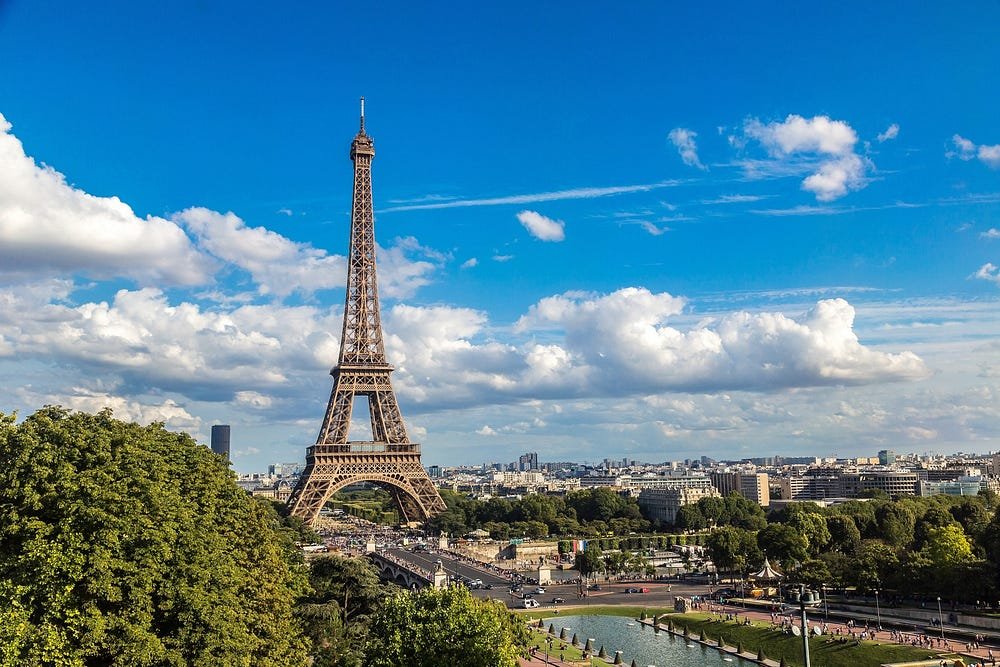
[587, 583, 601, 591]
[535, 587, 546, 594]
[551, 597, 565, 604]
[522, 598, 540, 608]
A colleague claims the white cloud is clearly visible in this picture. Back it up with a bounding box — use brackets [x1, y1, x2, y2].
[877, 123, 900, 143]
[381, 181, 678, 212]
[234, 390, 273, 409]
[177, 208, 439, 299]
[746, 114, 857, 157]
[517, 210, 565, 242]
[21, 386, 202, 432]
[979, 144, 1000, 169]
[950, 134, 1000, 168]
[492, 254, 514, 262]
[638, 221, 669, 236]
[801, 154, 866, 202]
[974, 263, 1000, 285]
[512, 290, 926, 393]
[952, 134, 977, 160]
[743, 114, 870, 201]
[460, 258, 478, 269]
[981, 228, 1000, 240]
[476, 425, 497, 436]
[0, 113, 213, 285]
[277, 208, 293, 216]
[668, 128, 706, 170]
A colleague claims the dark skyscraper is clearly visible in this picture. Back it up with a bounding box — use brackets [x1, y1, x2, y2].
[211, 424, 231, 461]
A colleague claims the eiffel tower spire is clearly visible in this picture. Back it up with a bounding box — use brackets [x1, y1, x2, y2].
[287, 101, 446, 525]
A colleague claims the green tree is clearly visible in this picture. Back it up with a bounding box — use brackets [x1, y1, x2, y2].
[706, 526, 761, 576]
[675, 504, 707, 531]
[787, 512, 831, 557]
[875, 502, 916, 549]
[852, 539, 898, 591]
[920, 524, 974, 567]
[825, 515, 862, 554]
[756, 523, 808, 572]
[298, 554, 389, 667]
[364, 586, 528, 667]
[576, 543, 604, 578]
[0, 407, 309, 667]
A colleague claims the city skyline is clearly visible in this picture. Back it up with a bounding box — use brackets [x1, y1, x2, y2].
[1, 2, 999, 471]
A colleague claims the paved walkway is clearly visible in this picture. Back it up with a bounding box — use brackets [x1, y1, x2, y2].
[703, 600, 998, 665]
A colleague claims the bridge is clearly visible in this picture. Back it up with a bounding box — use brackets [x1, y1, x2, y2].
[368, 550, 440, 589]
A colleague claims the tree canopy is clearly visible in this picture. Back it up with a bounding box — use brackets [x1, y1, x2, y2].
[0, 407, 310, 667]
[364, 586, 528, 667]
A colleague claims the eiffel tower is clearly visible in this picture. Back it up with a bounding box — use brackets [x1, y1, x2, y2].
[287, 99, 446, 526]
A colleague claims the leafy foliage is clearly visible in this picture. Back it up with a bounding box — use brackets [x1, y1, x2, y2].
[0, 407, 310, 666]
[364, 586, 528, 667]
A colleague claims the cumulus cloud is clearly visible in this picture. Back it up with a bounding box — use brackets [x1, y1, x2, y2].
[974, 263, 1000, 285]
[0, 281, 343, 399]
[668, 128, 706, 170]
[20, 386, 202, 432]
[950, 134, 1000, 168]
[0, 113, 213, 285]
[460, 258, 478, 269]
[516, 210, 565, 242]
[512, 289, 927, 393]
[877, 123, 900, 143]
[176, 208, 440, 299]
[743, 114, 870, 201]
[981, 228, 1000, 240]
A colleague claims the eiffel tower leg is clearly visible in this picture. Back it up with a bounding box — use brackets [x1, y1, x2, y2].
[389, 487, 421, 524]
[288, 474, 335, 524]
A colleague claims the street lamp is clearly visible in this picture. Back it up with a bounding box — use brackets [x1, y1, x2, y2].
[937, 596, 945, 640]
[874, 589, 881, 631]
[822, 583, 828, 621]
[797, 584, 821, 667]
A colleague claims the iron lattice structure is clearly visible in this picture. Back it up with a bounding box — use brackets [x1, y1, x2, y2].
[288, 100, 446, 525]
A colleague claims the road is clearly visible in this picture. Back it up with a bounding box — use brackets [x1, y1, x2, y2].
[385, 548, 510, 587]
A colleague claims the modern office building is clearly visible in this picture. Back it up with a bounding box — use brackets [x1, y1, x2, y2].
[210, 424, 230, 462]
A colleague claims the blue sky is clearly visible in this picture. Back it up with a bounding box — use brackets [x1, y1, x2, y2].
[1, 1, 998, 471]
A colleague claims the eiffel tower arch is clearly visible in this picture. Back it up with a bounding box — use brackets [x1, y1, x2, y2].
[287, 100, 447, 526]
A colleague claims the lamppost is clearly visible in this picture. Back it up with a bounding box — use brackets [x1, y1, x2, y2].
[937, 596, 945, 640]
[874, 589, 881, 631]
[797, 584, 821, 667]
[822, 583, 829, 621]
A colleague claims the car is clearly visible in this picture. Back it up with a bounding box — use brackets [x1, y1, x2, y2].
[535, 587, 546, 594]
[587, 583, 601, 590]
[522, 599, 540, 609]
[710, 588, 738, 600]
[522, 593, 534, 600]
[551, 597, 565, 604]
[484, 583, 495, 590]
[470, 578, 483, 587]
[624, 587, 641, 594]
[510, 584, 522, 592]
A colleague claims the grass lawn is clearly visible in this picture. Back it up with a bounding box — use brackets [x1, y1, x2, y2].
[518, 607, 966, 667]
[664, 612, 961, 667]
[526, 628, 601, 666]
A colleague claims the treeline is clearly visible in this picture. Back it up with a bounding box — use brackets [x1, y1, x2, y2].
[556, 534, 707, 554]
[427, 487, 650, 538]
[698, 491, 1000, 603]
[0, 408, 527, 667]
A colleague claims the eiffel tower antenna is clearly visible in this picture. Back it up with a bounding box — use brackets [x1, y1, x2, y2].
[287, 101, 446, 525]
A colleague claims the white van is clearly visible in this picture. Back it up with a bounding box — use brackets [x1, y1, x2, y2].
[522, 598, 540, 609]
